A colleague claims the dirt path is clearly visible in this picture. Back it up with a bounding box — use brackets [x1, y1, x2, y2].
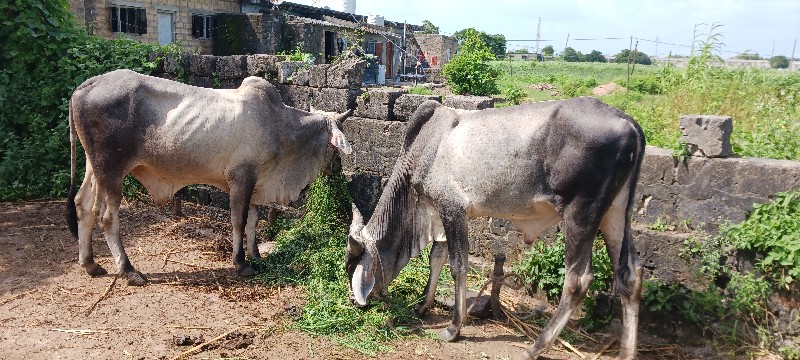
[1, 200, 703, 359]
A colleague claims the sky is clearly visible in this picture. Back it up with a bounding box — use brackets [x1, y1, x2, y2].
[285, 0, 799, 58]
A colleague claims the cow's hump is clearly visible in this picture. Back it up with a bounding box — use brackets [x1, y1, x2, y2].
[240, 76, 281, 105]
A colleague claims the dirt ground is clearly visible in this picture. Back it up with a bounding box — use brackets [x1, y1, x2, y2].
[1, 200, 725, 359]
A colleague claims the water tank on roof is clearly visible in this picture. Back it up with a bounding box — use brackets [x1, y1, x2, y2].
[339, 0, 356, 14]
[367, 14, 384, 27]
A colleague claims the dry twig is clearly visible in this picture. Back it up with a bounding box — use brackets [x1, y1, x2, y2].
[590, 337, 617, 360]
[168, 327, 239, 360]
[0, 290, 37, 306]
[85, 272, 120, 316]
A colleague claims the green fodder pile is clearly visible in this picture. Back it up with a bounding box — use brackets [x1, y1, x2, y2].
[251, 168, 438, 354]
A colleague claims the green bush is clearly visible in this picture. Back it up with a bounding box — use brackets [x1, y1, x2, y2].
[502, 85, 525, 105]
[0, 0, 172, 201]
[443, 29, 499, 96]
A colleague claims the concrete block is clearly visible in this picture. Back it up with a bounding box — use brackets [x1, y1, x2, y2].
[246, 54, 279, 76]
[187, 54, 217, 76]
[327, 58, 366, 89]
[354, 88, 407, 120]
[444, 95, 494, 110]
[217, 55, 246, 79]
[277, 61, 310, 85]
[394, 94, 443, 121]
[309, 64, 330, 88]
[680, 115, 733, 157]
[340, 117, 407, 177]
[311, 88, 361, 113]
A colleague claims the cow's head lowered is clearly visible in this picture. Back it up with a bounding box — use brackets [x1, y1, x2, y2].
[346, 204, 382, 306]
[310, 106, 353, 155]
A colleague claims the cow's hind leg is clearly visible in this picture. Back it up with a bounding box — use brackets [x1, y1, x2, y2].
[524, 209, 598, 359]
[600, 183, 642, 359]
[98, 183, 147, 286]
[415, 240, 448, 317]
[75, 165, 106, 277]
[228, 166, 257, 276]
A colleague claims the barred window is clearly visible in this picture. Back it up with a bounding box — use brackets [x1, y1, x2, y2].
[192, 14, 216, 39]
[110, 6, 147, 35]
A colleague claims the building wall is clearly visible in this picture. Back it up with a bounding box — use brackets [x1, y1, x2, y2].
[415, 34, 458, 68]
[69, 0, 240, 54]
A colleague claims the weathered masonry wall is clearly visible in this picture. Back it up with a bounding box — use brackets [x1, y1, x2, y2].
[154, 54, 800, 286]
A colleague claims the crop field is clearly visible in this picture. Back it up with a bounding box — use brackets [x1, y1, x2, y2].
[491, 58, 800, 160]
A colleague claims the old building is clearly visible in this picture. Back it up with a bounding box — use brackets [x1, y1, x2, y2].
[67, 0, 428, 82]
[415, 34, 458, 68]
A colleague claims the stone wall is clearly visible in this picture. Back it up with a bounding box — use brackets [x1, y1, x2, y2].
[416, 34, 458, 68]
[154, 54, 800, 287]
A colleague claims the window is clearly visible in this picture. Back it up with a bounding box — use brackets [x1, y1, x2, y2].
[365, 40, 376, 55]
[110, 6, 147, 35]
[192, 14, 216, 39]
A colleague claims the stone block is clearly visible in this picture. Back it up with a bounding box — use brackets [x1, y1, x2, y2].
[311, 88, 361, 113]
[277, 61, 310, 85]
[633, 226, 709, 291]
[217, 55, 246, 79]
[680, 115, 733, 157]
[309, 64, 330, 88]
[246, 54, 279, 76]
[164, 54, 189, 76]
[354, 88, 407, 121]
[189, 76, 216, 89]
[327, 58, 366, 89]
[394, 94, 443, 121]
[444, 95, 494, 110]
[275, 84, 312, 111]
[340, 117, 407, 177]
[219, 78, 242, 89]
[147, 52, 165, 73]
[346, 173, 385, 220]
[187, 54, 217, 76]
[422, 68, 444, 83]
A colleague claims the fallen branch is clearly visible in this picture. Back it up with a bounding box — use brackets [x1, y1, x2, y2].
[85, 272, 120, 316]
[557, 338, 586, 359]
[168, 327, 239, 360]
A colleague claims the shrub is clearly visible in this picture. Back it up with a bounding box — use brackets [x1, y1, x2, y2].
[443, 29, 499, 96]
[502, 85, 525, 105]
[770, 55, 790, 69]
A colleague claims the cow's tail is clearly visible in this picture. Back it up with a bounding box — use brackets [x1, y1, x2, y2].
[66, 99, 79, 239]
[615, 117, 646, 298]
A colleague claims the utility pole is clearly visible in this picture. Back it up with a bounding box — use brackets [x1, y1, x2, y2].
[691, 23, 698, 55]
[564, 33, 570, 52]
[654, 36, 659, 59]
[535, 17, 542, 54]
[771, 39, 775, 58]
[792, 39, 797, 71]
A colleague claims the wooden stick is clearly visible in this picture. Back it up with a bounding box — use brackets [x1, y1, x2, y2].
[0, 289, 37, 306]
[51, 328, 109, 335]
[168, 327, 239, 360]
[590, 338, 618, 360]
[166, 325, 212, 330]
[557, 338, 586, 359]
[85, 272, 120, 316]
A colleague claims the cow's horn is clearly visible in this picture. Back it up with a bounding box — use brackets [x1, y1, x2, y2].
[351, 203, 364, 227]
[335, 109, 353, 123]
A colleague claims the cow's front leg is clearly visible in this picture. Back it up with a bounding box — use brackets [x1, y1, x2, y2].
[416, 240, 448, 317]
[245, 204, 260, 260]
[228, 166, 257, 277]
[439, 205, 469, 342]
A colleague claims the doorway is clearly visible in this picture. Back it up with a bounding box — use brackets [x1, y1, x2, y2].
[324, 31, 336, 63]
[157, 11, 174, 45]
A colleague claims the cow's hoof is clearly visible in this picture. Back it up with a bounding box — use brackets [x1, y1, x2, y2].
[514, 350, 535, 360]
[438, 326, 459, 342]
[126, 271, 148, 286]
[237, 265, 256, 277]
[85, 263, 108, 277]
[414, 306, 429, 318]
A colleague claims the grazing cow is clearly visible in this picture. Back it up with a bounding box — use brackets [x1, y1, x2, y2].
[66, 69, 352, 286]
[345, 97, 645, 359]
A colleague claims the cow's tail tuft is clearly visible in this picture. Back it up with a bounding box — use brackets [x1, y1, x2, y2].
[615, 117, 645, 298]
[66, 99, 79, 239]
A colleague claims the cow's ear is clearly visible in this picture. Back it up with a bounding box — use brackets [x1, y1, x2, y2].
[351, 254, 375, 306]
[330, 124, 352, 154]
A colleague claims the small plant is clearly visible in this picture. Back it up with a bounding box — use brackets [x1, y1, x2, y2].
[502, 85, 525, 105]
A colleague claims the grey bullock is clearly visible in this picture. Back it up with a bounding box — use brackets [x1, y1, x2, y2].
[346, 97, 645, 359]
[66, 69, 352, 285]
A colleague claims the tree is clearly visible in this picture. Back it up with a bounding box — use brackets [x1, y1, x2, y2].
[736, 51, 762, 60]
[443, 28, 499, 96]
[583, 50, 606, 63]
[453, 28, 506, 59]
[542, 45, 554, 57]
[419, 20, 439, 35]
[562, 47, 581, 62]
[613, 49, 652, 65]
[770, 55, 789, 69]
